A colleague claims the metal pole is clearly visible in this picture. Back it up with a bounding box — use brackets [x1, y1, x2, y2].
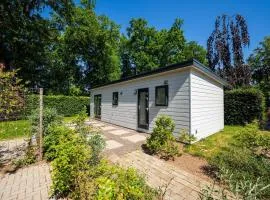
[39, 88, 43, 160]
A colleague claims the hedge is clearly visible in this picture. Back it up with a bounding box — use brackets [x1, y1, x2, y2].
[24, 95, 90, 117]
[224, 88, 265, 125]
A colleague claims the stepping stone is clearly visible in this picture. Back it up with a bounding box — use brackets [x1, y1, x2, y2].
[92, 123, 104, 127]
[108, 129, 130, 136]
[121, 134, 146, 143]
[101, 126, 117, 131]
[106, 140, 123, 150]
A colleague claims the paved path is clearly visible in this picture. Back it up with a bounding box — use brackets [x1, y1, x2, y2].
[0, 120, 219, 200]
[89, 120, 215, 200]
[0, 163, 51, 200]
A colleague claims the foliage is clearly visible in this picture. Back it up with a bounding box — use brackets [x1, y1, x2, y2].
[91, 161, 157, 200]
[87, 134, 106, 165]
[48, 121, 156, 199]
[44, 125, 75, 161]
[120, 18, 207, 77]
[146, 115, 180, 159]
[25, 95, 89, 117]
[224, 88, 265, 125]
[207, 14, 251, 88]
[0, 69, 24, 121]
[208, 123, 270, 198]
[0, 120, 30, 140]
[51, 135, 92, 198]
[29, 107, 62, 137]
[248, 36, 270, 107]
[178, 128, 197, 144]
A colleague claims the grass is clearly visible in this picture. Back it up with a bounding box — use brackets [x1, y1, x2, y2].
[0, 120, 31, 140]
[0, 116, 79, 141]
[185, 125, 247, 159]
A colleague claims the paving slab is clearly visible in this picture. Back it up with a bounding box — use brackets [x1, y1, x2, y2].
[101, 126, 117, 131]
[105, 140, 123, 150]
[107, 129, 131, 136]
[121, 134, 146, 143]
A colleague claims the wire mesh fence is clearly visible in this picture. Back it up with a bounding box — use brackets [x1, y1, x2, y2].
[0, 88, 43, 167]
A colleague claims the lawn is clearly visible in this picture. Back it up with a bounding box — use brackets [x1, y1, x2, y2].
[0, 120, 31, 140]
[185, 125, 256, 159]
[0, 116, 79, 141]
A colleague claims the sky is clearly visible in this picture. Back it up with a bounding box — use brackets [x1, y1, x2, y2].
[93, 0, 270, 59]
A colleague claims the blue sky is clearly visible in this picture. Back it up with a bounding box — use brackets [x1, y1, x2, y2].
[93, 0, 270, 59]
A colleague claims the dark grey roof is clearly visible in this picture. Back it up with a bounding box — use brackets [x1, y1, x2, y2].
[92, 59, 228, 89]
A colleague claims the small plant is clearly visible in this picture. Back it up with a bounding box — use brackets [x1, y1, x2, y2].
[146, 115, 180, 159]
[178, 128, 197, 144]
[87, 133, 106, 165]
[29, 107, 62, 137]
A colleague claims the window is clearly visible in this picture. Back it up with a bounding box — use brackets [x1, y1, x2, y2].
[155, 85, 168, 106]
[112, 92, 118, 106]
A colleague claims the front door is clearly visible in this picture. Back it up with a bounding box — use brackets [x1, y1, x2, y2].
[94, 94, 102, 119]
[138, 88, 149, 129]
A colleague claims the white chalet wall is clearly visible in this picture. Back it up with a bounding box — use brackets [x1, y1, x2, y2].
[90, 69, 190, 135]
[190, 68, 224, 140]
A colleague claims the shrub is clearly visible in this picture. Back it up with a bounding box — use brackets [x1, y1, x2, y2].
[51, 135, 91, 198]
[44, 125, 75, 161]
[146, 115, 180, 159]
[224, 88, 265, 125]
[90, 161, 157, 200]
[210, 146, 270, 198]
[29, 107, 62, 137]
[178, 128, 197, 144]
[25, 95, 89, 117]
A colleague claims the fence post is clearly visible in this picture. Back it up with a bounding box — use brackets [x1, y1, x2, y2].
[39, 88, 43, 161]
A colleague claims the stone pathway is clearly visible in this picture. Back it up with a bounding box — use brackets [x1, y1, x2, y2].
[89, 120, 217, 200]
[86, 120, 148, 156]
[0, 163, 51, 200]
[113, 150, 206, 200]
[0, 120, 221, 200]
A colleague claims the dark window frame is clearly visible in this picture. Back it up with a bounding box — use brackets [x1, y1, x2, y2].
[112, 92, 119, 106]
[155, 85, 168, 106]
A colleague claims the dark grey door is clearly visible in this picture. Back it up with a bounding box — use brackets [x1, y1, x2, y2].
[138, 88, 149, 129]
[94, 94, 102, 119]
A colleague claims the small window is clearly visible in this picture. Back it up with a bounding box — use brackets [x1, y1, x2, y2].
[112, 92, 118, 106]
[155, 85, 168, 106]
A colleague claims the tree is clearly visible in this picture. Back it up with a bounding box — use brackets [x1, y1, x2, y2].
[207, 14, 251, 88]
[121, 18, 207, 77]
[248, 36, 270, 106]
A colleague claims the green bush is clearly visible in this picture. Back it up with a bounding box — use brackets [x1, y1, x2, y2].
[44, 125, 75, 161]
[146, 115, 180, 159]
[92, 161, 157, 200]
[29, 107, 62, 136]
[224, 88, 265, 125]
[51, 135, 91, 198]
[178, 128, 197, 144]
[25, 95, 89, 117]
[209, 123, 270, 198]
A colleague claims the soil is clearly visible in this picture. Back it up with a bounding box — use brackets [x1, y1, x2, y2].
[156, 143, 215, 182]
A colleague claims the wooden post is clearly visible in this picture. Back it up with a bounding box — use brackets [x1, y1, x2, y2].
[39, 88, 43, 160]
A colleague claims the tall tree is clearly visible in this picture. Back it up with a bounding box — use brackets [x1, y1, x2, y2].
[248, 36, 270, 106]
[207, 14, 251, 87]
[121, 18, 207, 77]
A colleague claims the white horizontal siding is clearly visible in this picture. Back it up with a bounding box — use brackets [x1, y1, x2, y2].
[90, 70, 190, 134]
[190, 68, 224, 140]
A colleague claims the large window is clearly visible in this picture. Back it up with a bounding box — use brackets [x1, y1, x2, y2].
[155, 85, 168, 106]
[112, 92, 118, 106]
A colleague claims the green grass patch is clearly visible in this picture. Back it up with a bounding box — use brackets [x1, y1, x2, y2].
[185, 125, 249, 159]
[0, 116, 78, 141]
[0, 120, 31, 140]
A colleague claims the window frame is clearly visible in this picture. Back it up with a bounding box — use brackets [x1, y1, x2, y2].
[112, 92, 119, 106]
[155, 85, 169, 106]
